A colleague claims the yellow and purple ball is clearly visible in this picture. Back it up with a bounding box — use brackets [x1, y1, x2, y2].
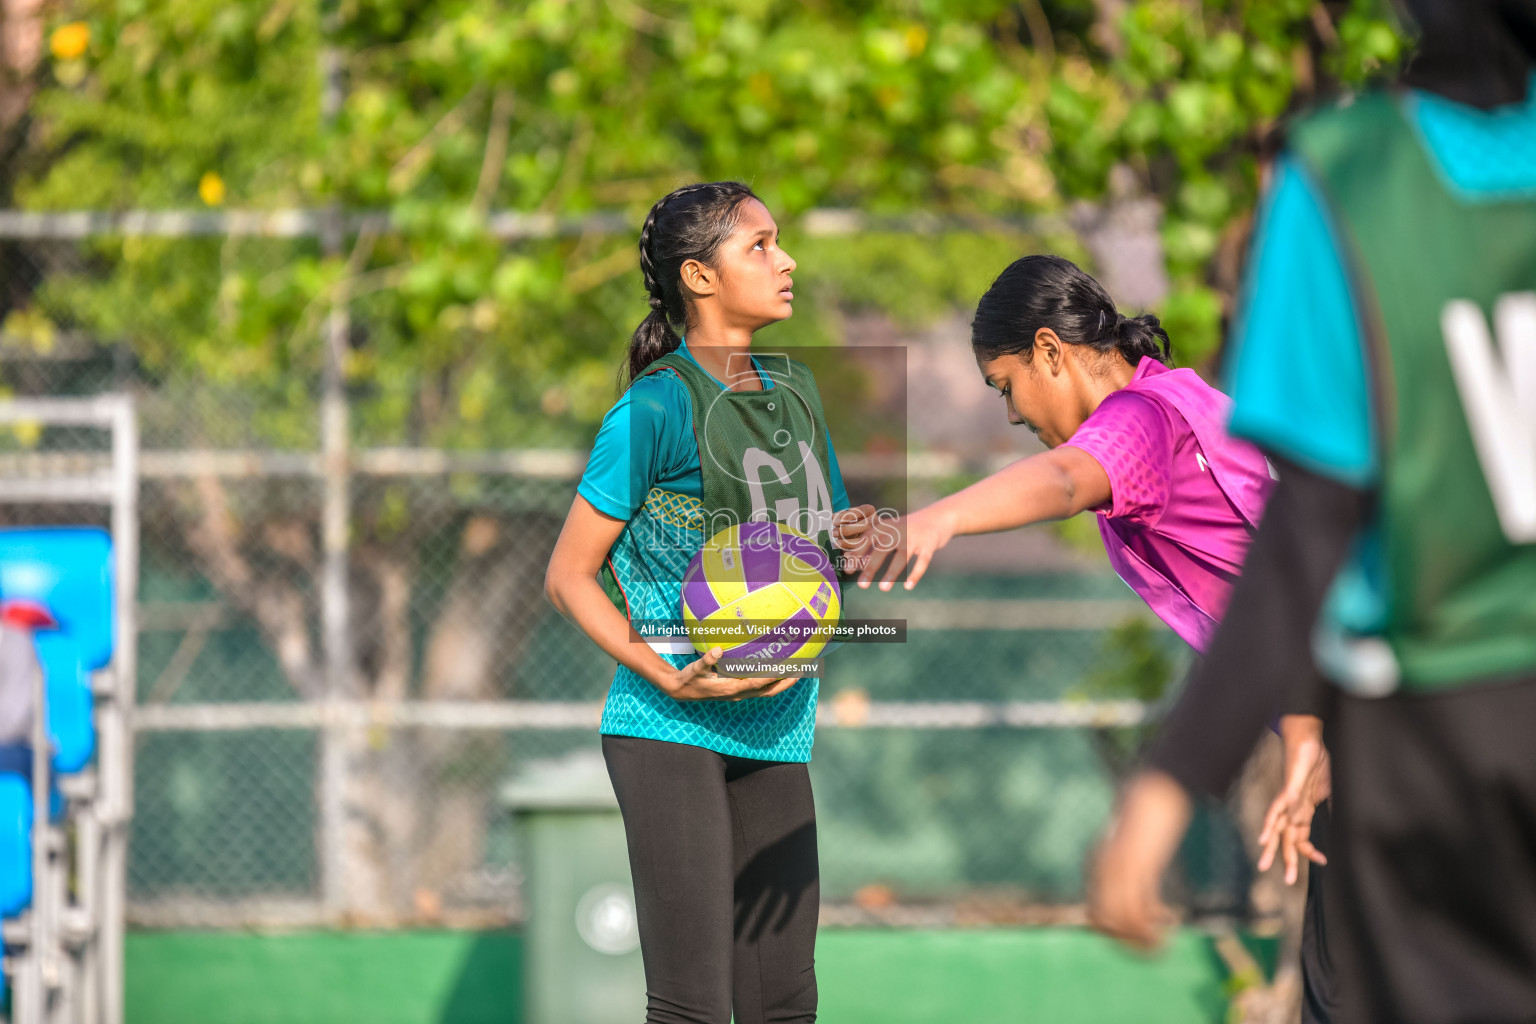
[681, 520, 841, 663]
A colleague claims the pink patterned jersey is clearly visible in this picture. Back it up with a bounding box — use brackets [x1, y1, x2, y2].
[1061, 357, 1276, 652]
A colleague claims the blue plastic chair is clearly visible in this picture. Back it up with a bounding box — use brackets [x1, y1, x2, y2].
[0, 528, 115, 775]
[0, 527, 115, 1003]
[0, 767, 32, 1006]
[0, 771, 32, 918]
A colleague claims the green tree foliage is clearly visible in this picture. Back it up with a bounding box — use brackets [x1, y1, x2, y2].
[9, 0, 1404, 446]
[1074, 616, 1183, 774]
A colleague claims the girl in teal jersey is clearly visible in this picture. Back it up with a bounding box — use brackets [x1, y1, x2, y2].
[545, 182, 868, 1024]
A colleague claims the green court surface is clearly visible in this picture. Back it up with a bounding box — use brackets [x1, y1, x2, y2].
[126, 926, 1256, 1024]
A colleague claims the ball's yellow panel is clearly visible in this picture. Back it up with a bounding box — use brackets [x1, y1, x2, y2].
[705, 584, 792, 656]
[779, 552, 826, 585]
[700, 537, 748, 605]
[711, 581, 805, 625]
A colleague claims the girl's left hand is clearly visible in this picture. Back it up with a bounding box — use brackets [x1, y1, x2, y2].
[854, 506, 956, 591]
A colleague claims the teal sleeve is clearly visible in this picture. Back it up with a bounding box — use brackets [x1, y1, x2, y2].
[826, 436, 850, 513]
[577, 375, 692, 520]
[1224, 156, 1378, 487]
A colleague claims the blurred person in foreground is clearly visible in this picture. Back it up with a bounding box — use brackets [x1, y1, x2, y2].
[1089, 1, 1536, 1020]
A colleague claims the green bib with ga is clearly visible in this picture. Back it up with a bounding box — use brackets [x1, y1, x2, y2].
[600, 350, 840, 624]
[1292, 92, 1536, 691]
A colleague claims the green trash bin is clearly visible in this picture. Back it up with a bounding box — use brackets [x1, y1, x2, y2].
[502, 751, 645, 1024]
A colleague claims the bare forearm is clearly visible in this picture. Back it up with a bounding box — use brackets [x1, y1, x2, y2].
[928, 451, 1091, 538]
[546, 572, 678, 688]
[851, 448, 1109, 591]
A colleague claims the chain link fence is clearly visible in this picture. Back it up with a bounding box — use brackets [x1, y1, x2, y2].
[0, 221, 1256, 931]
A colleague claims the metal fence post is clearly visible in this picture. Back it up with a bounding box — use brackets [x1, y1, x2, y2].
[101, 395, 138, 1024]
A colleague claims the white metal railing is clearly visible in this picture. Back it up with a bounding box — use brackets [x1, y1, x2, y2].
[0, 447, 1015, 481]
[129, 696, 1154, 733]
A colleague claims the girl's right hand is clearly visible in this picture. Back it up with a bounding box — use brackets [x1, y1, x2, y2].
[855, 506, 957, 592]
[830, 504, 879, 550]
[1256, 714, 1331, 884]
[659, 646, 799, 702]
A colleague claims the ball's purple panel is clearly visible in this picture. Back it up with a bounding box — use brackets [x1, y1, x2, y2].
[739, 521, 786, 593]
[807, 580, 835, 618]
[729, 607, 821, 661]
[779, 532, 836, 584]
[680, 558, 720, 621]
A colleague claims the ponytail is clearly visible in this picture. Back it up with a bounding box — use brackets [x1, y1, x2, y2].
[1112, 312, 1172, 365]
[621, 181, 759, 389]
[625, 200, 683, 384]
[973, 254, 1173, 368]
[627, 309, 681, 383]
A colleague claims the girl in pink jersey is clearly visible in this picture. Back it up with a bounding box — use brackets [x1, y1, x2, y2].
[847, 254, 1339, 1007]
[846, 254, 1274, 649]
[845, 254, 1335, 1015]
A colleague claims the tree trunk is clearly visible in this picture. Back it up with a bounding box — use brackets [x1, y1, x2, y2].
[0, 0, 42, 146]
[176, 481, 568, 920]
[406, 513, 557, 915]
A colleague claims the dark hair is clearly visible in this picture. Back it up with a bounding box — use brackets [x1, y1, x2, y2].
[1397, 0, 1536, 109]
[623, 180, 760, 387]
[971, 254, 1171, 368]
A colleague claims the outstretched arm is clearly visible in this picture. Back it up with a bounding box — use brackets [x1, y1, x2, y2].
[924, 445, 1111, 537]
[846, 446, 1111, 591]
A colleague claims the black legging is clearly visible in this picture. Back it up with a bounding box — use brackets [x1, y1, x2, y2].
[602, 734, 819, 1024]
[1301, 801, 1339, 1024]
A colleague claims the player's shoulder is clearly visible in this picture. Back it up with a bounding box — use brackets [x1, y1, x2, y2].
[1084, 386, 1180, 452]
[1098, 384, 1173, 423]
[1290, 88, 1397, 133]
[1288, 89, 1400, 173]
[619, 367, 690, 414]
[594, 370, 693, 455]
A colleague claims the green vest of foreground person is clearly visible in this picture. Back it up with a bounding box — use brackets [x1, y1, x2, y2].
[1292, 91, 1536, 691]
